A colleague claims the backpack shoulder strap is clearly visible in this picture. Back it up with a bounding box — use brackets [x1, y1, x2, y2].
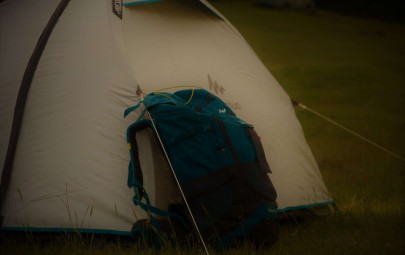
[124, 99, 187, 228]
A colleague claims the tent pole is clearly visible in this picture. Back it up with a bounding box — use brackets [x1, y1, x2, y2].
[136, 86, 210, 255]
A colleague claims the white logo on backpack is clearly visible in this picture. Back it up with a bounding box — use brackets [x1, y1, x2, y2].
[219, 108, 227, 114]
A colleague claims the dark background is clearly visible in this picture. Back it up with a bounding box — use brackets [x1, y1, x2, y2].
[314, 0, 405, 22]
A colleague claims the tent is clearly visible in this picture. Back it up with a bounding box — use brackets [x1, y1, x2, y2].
[0, 0, 333, 235]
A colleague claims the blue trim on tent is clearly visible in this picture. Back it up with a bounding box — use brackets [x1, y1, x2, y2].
[0, 201, 334, 235]
[0, 226, 133, 236]
[277, 200, 335, 213]
[124, 0, 162, 7]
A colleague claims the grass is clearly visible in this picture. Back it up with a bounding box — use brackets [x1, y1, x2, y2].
[2, 1, 405, 254]
[211, 1, 405, 254]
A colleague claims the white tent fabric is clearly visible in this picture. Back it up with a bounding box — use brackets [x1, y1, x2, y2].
[0, 0, 332, 234]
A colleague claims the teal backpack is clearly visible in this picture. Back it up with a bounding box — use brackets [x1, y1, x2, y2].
[124, 89, 278, 248]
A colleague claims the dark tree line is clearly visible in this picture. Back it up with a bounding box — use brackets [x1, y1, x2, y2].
[314, 0, 405, 22]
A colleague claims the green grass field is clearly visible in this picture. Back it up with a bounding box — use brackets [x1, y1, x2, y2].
[1, 1, 404, 254]
[212, 1, 405, 254]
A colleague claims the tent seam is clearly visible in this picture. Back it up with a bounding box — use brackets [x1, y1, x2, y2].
[0, 0, 72, 226]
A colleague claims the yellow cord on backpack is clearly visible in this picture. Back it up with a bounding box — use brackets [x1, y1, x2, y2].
[153, 85, 202, 106]
[184, 89, 195, 105]
[153, 85, 202, 93]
